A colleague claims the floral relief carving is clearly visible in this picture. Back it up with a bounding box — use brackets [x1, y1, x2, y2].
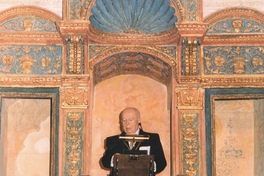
[60, 85, 89, 108]
[175, 87, 204, 109]
[65, 112, 83, 176]
[203, 46, 264, 74]
[181, 112, 199, 176]
[0, 45, 62, 74]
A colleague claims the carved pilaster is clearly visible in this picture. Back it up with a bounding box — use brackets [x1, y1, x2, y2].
[64, 111, 84, 176]
[175, 87, 204, 176]
[180, 112, 199, 176]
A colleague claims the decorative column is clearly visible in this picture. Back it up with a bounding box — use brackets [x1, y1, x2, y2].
[56, 1, 93, 175]
[60, 78, 90, 176]
[175, 86, 205, 176]
[56, 25, 91, 175]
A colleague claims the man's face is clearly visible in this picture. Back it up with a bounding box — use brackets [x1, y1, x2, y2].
[120, 109, 140, 134]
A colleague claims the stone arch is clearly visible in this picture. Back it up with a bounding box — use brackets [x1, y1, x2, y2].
[0, 5, 61, 29]
[89, 46, 176, 175]
[89, 46, 176, 86]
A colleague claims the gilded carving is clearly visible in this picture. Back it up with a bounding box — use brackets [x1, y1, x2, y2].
[203, 46, 264, 75]
[88, 24, 179, 45]
[181, 112, 199, 176]
[93, 52, 171, 85]
[60, 84, 89, 108]
[233, 57, 246, 74]
[66, 36, 84, 74]
[65, 112, 83, 176]
[0, 16, 57, 32]
[0, 44, 62, 74]
[18, 55, 36, 74]
[89, 45, 177, 83]
[182, 38, 200, 75]
[207, 17, 264, 34]
[232, 19, 243, 33]
[0, 75, 89, 86]
[175, 87, 204, 109]
[172, 0, 184, 21]
[22, 18, 34, 31]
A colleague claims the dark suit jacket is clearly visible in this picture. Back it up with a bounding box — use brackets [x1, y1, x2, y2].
[101, 129, 167, 174]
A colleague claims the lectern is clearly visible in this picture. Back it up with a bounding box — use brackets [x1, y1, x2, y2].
[112, 154, 154, 176]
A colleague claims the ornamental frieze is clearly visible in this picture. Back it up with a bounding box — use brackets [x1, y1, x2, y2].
[0, 75, 89, 86]
[207, 18, 264, 34]
[0, 44, 62, 74]
[0, 16, 57, 32]
[203, 46, 264, 75]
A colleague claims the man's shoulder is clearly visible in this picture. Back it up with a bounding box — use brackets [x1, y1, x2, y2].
[140, 130, 159, 137]
[105, 134, 122, 142]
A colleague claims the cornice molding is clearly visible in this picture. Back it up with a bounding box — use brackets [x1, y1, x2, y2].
[87, 25, 179, 45]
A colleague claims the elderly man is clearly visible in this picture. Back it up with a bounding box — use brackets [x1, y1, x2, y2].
[101, 107, 167, 175]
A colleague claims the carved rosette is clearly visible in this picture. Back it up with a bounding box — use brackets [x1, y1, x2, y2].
[60, 84, 89, 108]
[180, 112, 199, 176]
[175, 87, 204, 109]
[64, 112, 84, 176]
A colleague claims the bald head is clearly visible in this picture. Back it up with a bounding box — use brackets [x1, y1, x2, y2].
[119, 107, 141, 134]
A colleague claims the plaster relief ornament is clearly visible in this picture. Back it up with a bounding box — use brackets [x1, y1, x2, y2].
[23, 18, 34, 31]
[232, 19, 242, 33]
[233, 57, 246, 74]
[18, 55, 36, 74]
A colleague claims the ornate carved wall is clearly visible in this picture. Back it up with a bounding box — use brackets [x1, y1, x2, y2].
[0, 0, 263, 176]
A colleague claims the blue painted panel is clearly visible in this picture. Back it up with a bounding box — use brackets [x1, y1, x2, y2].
[0, 44, 62, 75]
[0, 16, 57, 32]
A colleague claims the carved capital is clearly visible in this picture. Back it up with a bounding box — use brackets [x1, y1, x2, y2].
[176, 23, 208, 38]
[175, 87, 204, 109]
[60, 84, 89, 108]
[56, 21, 89, 37]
